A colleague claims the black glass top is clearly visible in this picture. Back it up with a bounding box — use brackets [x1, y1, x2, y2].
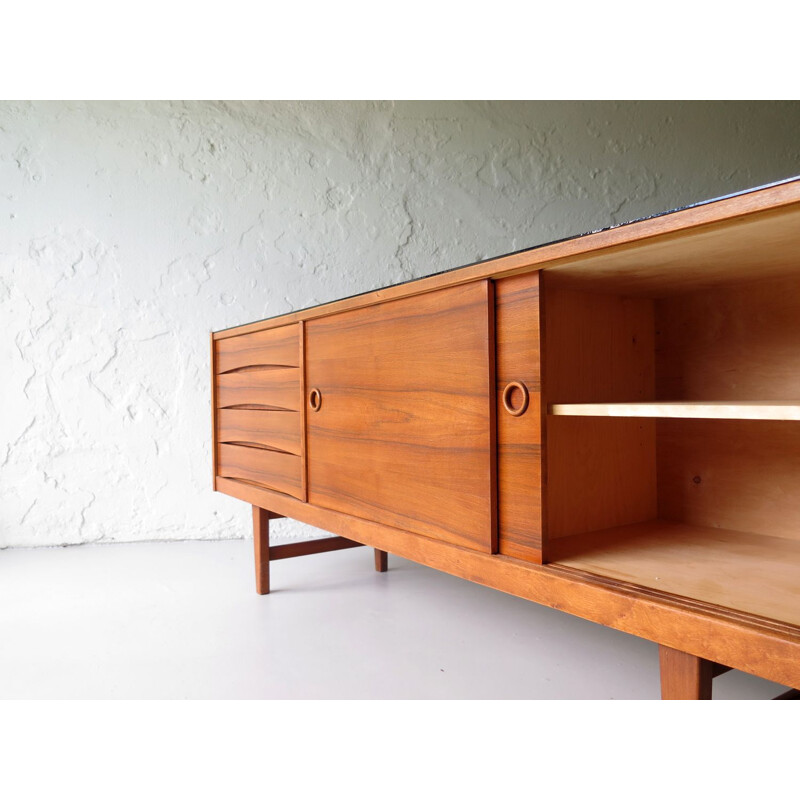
[215, 174, 800, 334]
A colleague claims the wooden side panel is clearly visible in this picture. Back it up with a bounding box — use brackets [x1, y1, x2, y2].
[544, 284, 656, 403]
[299, 321, 308, 502]
[216, 368, 301, 411]
[657, 419, 800, 541]
[210, 332, 219, 488]
[543, 282, 658, 542]
[306, 281, 496, 552]
[655, 274, 800, 402]
[218, 408, 301, 455]
[495, 272, 543, 563]
[218, 443, 303, 500]
[215, 324, 300, 372]
[547, 416, 657, 540]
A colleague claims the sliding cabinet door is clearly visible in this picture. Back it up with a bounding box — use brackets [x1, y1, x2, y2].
[305, 281, 496, 552]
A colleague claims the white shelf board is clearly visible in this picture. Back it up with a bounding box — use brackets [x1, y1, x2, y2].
[548, 401, 800, 421]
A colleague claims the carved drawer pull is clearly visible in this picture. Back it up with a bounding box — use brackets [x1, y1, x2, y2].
[309, 387, 322, 412]
[502, 381, 529, 417]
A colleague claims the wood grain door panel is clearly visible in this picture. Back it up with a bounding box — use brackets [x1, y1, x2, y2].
[305, 281, 496, 552]
[495, 272, 544, 563]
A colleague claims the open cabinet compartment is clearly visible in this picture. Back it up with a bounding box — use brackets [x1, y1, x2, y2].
[540, 205, 800, 628]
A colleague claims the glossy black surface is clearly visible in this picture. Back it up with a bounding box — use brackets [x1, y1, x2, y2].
[215, 174, 800, 333]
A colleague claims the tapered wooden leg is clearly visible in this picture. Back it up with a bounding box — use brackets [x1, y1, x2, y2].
[253, 506, 270, 595]
[374, 548, 388, 572]
[659, 645, 713, 699]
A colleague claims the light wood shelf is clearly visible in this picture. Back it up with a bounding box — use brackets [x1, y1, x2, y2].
[548, 401, 800, 421]
[549, 520, 800, 627]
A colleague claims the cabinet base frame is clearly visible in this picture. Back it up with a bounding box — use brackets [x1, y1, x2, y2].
[658, 645, 800, 700]
[252, 505, 388, 594]
[223, 478, 800, 693]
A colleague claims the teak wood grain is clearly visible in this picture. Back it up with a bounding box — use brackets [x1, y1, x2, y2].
[212, 178, 800, 698]
[253, 506, 271, 595]
[298, 320, 308, 501]
[269, 536, 363, 560]
[305, 281, 496, 552]
[659, 645, 713, 700]
[543, 281, 658, 543]
[216, 367, 301, 411]
[374, 549, 388, 572]
[216, 323, 300, 371]
[217, 408, 301, 455]
[495, 272, 544, 563]
[218, 443, 303, 500]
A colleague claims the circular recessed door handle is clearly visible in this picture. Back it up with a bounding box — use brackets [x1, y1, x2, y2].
[308, 387, 322, 412]
[502, 381, 529, 417]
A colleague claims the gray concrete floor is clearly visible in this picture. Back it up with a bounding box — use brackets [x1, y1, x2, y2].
[0, 539, 789, 699]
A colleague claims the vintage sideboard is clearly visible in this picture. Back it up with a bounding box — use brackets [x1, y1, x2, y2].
[210, 177, 800, 699]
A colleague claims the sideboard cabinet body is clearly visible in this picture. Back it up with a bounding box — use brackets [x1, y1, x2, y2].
[211, 179, 800, 696]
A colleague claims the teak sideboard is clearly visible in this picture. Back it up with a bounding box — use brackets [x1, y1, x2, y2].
[210, 177, 800, 699]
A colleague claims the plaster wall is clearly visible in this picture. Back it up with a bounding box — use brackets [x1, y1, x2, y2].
[2, 100, 798, 547]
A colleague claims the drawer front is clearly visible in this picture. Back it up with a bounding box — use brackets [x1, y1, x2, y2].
[495, 271, 543, 563]
[215, 324, 300, 372]
[217, 443, 303, 500]
[216, 367, 301, 411]
[213, 323, 305, 499]
[217, 408, 301, 456]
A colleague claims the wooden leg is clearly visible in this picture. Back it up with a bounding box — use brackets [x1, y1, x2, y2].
[253, 508, 383, 592]
[659, 644, 713, 699]
[253, 506, 270, 595]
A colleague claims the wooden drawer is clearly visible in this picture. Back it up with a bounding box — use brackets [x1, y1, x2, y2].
[217, 408, 301, 456]
[217, 443, 303, 500]
[213, 323, 305, 499]
[215, 324, 300, 372]
[216, 368, 301, 411]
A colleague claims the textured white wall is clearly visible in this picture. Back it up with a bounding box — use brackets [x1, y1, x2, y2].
[2, 100, 799, 548]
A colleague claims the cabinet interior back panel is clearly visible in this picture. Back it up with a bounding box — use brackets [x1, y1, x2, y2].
[305, 282, 496, 553]
[657, 419, 800, 541]
[655, 273, 800, 402]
